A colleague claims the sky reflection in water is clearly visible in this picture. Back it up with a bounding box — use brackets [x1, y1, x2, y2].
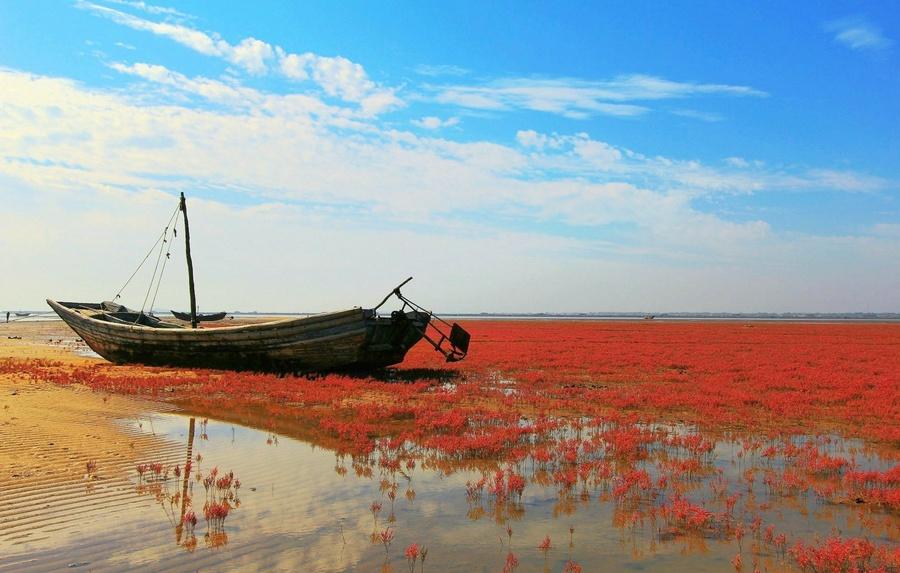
[2, 409, 897, 573]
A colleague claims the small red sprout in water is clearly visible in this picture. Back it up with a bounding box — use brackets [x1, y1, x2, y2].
[182, 509, 197, 534]
[750, 515, 762, 536]
[774, 533, 787, 557]
[735, 522, 745, 551]
[506, 523, 512, 545]
[538, 535, 552, 552]
[563, 560, 582, 573]
[502, 552, 519, 573]
[371, 501, 382, 525]
[204, 500, 230, 530]
[731, 553, 743, 571]
[85, 459, 97, 478]
[379, 527, 394, 554]
[404, 543, 419, 572]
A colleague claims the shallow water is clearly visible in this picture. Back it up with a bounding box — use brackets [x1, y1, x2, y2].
[1, 408, 896, 573]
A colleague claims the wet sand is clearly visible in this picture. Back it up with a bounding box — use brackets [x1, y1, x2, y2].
[0, 321, 181, 553]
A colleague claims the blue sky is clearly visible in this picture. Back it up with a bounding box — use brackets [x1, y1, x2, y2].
[0, 1, 898, 312]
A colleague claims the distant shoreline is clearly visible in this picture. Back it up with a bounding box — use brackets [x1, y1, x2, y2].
[7, 311, 900, 323]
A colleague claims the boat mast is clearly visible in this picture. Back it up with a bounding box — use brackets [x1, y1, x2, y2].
[179, 192, 198, 329]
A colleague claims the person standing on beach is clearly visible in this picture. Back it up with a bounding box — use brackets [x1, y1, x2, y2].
[5, 311, 8, 323]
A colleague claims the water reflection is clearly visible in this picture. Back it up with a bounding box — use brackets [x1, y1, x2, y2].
[2, 406, 897, 572]
[131, 417, 247, 554]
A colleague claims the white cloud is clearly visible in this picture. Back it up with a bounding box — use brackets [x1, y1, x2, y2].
[872, 223, 900, 237]
[806, 169, 887, 193]
[230, 37, 274, 75]
[1, 67, 896, 312]
[724, 156, 750, 168]
[826, 17, 893, 51]
[79, 1, 401, 112]
[78, 1, 230, 56]
[516, 130, 551, 149]
[431, 75, 765, 119]
[512, 129, 890, 197]
[277, 51, 313, 80]
[411, 116, 460, 130]
[101, 0, 191, 19]
[414, 64, 469, 77]
[308, 54, 375, 100]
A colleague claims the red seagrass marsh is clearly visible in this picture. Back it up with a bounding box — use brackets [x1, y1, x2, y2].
[1, 319, 898, 572]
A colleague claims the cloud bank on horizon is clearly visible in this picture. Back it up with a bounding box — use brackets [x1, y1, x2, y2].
[0, 1, 897, 313]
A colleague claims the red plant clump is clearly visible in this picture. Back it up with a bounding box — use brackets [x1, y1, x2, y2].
[845, 467, 900, 510]
[790, 536, 900, 573]
[660, 495, 715, 531]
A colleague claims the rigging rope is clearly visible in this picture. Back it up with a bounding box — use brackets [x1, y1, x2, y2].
[148, 211, 181, 313]
[112, 203, 181, 303]
[140, 205, 180, 316]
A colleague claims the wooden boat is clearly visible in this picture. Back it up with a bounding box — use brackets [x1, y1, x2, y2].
[48, 194, 469, 372]
[170, 310, 227, 322]
[47, 299, 435, 371]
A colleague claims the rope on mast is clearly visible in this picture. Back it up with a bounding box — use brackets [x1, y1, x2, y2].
[149, 212, 181, 314]
[140, 206, 180, 316]
[112, 203, 180, 302]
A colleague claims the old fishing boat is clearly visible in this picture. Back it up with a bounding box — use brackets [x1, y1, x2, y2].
[48, 193, 469, 372]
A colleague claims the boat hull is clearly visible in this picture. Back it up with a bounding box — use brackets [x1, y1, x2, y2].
[47, 300, 429, 372]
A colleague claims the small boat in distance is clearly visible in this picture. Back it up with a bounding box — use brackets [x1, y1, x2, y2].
[48, 193, 469, 372]
[170, 310, 227, 322]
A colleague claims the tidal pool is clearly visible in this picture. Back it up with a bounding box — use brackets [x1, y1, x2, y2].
[1, 408, 896, 573]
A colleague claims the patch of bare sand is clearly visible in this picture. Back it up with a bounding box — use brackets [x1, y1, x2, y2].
[0, 377, 174, 488]
[0, 321, 180, 545]
[0, 320, 97, 364]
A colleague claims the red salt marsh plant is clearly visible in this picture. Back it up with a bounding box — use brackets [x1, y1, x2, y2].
[502, 552, 518, 573]
[13, 321, 898, 461]
[11, 321, 900, 570]
[403, 543, 419, 573]
[204, 501, 230, 531]
[789, 535, 900, 573]
[182, 510, 197, 534]
[379, 527, 394, 554]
